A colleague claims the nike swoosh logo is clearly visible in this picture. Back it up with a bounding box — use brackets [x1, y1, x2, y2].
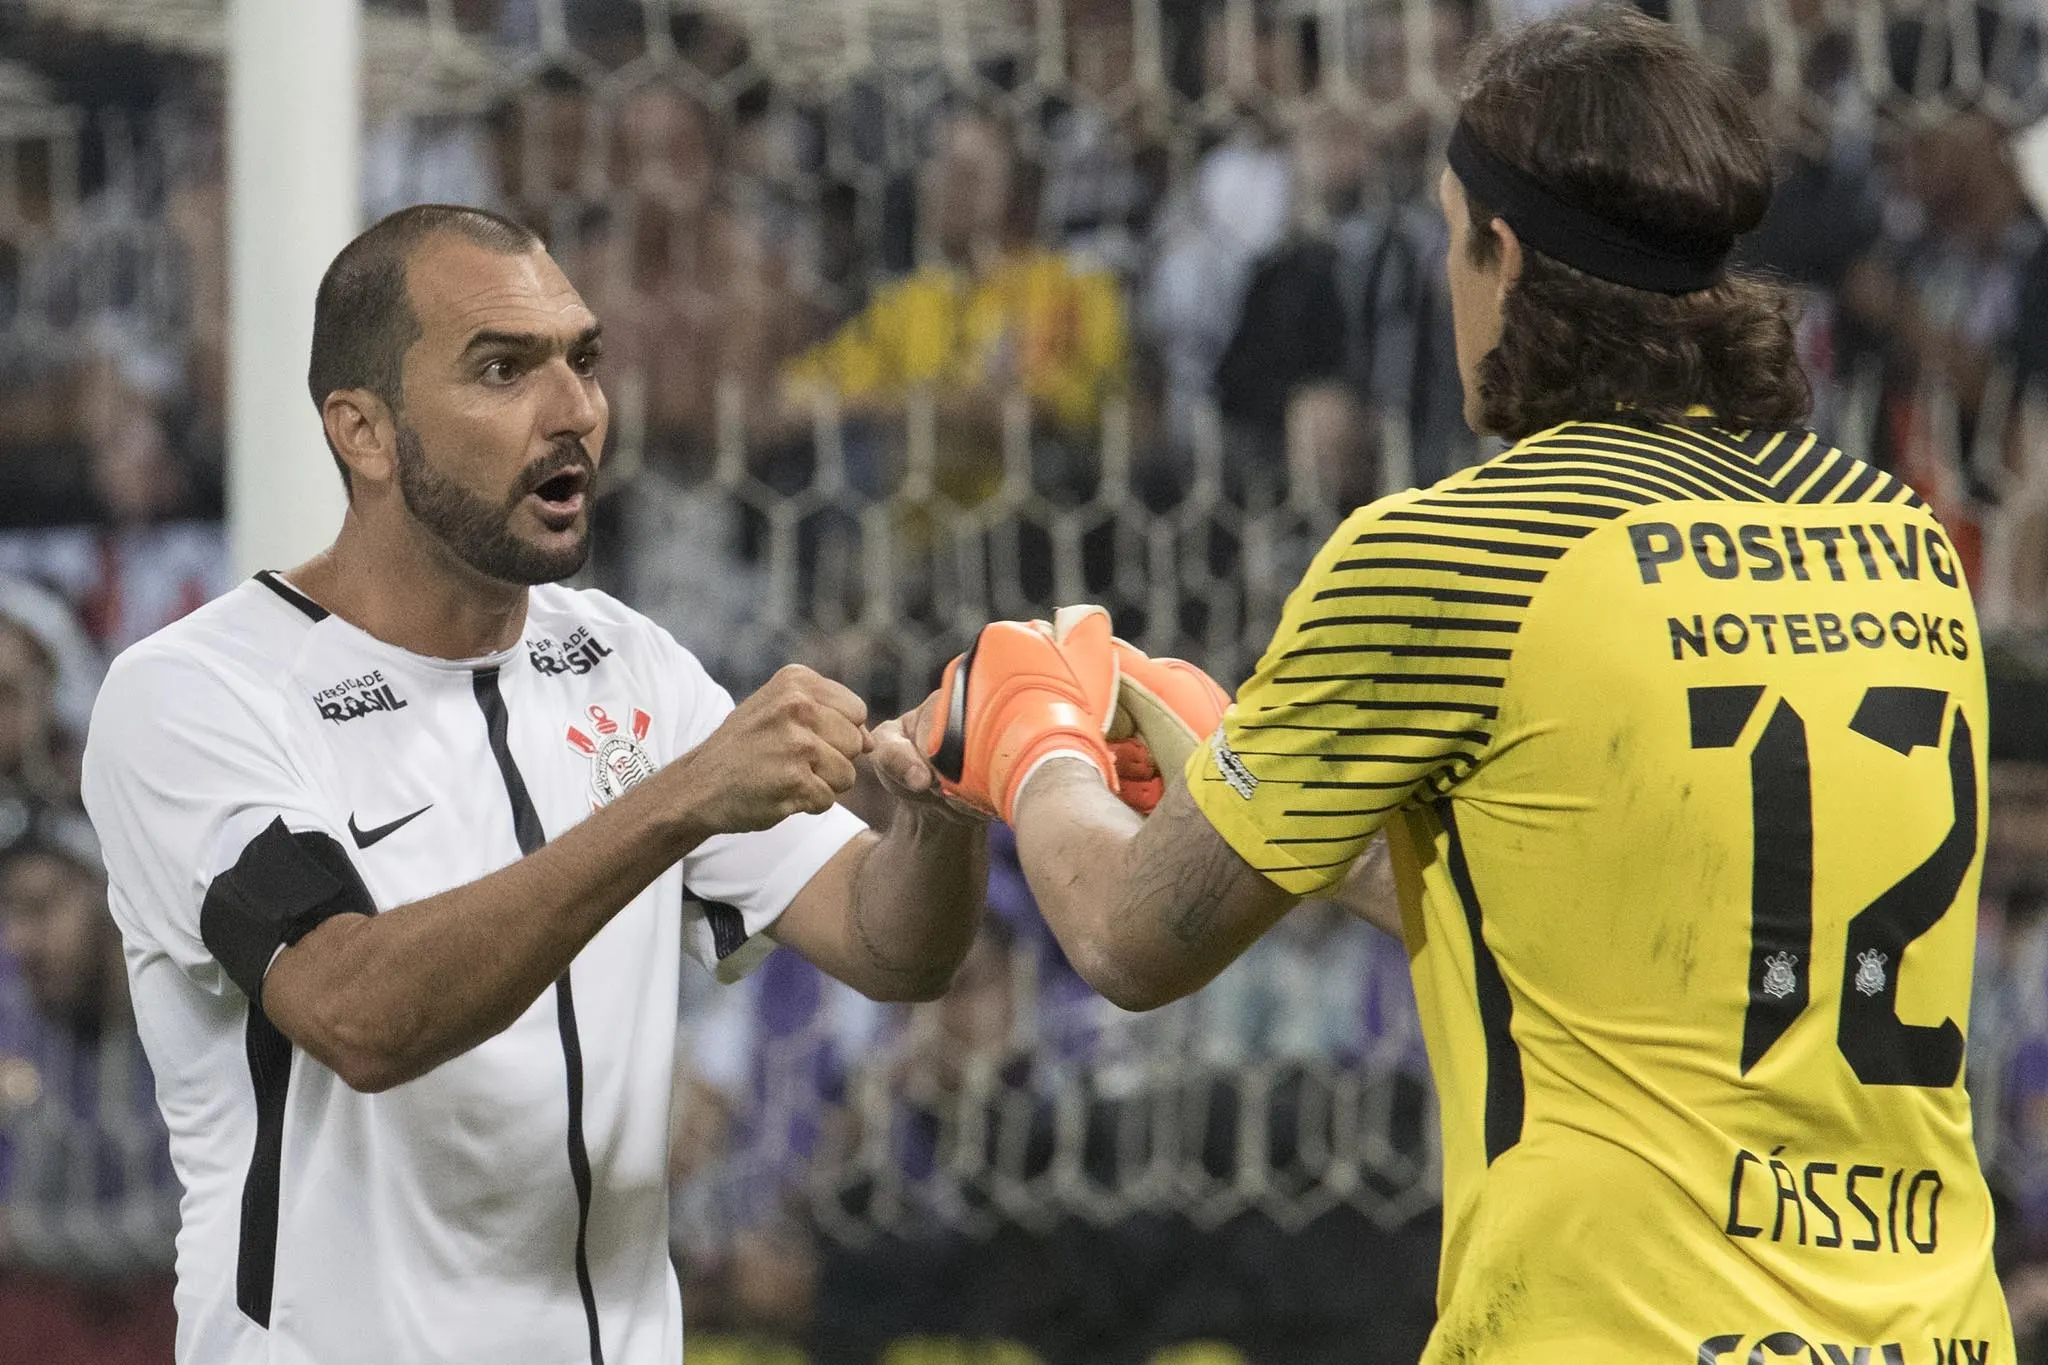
[348, 805, 432, 849]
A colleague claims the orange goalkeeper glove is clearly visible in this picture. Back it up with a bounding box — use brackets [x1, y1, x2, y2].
[1028, 608, 1232, 816]
[920, 611, 1118, 822]
[1101, 641, 1231, 815]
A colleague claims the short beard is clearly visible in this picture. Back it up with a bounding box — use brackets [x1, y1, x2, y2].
[394, 424, 593, 585]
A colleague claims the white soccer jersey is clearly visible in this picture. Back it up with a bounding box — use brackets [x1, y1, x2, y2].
[80, 572, 864, 1365]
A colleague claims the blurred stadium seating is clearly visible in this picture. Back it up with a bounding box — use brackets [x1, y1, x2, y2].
[3, 1, 2048, 1362]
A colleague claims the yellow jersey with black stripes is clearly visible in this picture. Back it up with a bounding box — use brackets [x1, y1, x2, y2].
[1188, 415, 2013, 1364]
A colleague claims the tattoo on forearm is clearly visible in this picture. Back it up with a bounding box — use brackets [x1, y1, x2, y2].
[1137, 787, 1258, 949]
[848, 830, 968, 980]
[845, 837, 912, 976]
[1160, 846, 1236, 945]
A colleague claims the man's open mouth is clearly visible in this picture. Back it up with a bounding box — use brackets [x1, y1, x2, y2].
[530, 466, 590, 511]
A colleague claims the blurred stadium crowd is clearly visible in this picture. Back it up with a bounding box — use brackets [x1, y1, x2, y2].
[3, 0, 2048, 1361]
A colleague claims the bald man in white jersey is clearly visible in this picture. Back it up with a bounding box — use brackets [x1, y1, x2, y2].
[81, 204, 987, 1365]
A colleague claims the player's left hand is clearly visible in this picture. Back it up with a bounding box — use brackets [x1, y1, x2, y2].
[1100, 638, 1232, 815]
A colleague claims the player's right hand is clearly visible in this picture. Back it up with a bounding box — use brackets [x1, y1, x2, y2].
[1026, 609, 1231, 816]
[677, 664, 870, 833]
[919, 609, 1118, 822]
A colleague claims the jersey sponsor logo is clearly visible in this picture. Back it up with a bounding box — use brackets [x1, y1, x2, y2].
[1212, 728, 1258, 799]
[1725, 1148, 1945, 1256]
[348, 804, 432, 849]
[565, 703, 655, 807]
[1666, 610, 1971, 663]
[529, 626, 614, 678]
[311, 669, 410, 724]
[1696, 1334, 1992, 1363]
[1628, 520, 1965, 590]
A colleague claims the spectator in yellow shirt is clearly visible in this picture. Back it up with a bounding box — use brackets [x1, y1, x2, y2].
[786, 105, 1129, 487]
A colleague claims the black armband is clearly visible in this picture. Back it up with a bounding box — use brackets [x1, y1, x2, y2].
[200, 817, 377, 1004]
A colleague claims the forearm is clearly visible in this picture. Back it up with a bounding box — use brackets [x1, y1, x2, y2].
[1014, 761, 1297, 1011]
[1012, 763, 1209, 1010]
[266, 771, 700, 1090]
[1015, 764, 1203, 1010]
[1009, 761, 1145, 996]
[790, 803, 988, 1001]
[867, 801, 988, 996]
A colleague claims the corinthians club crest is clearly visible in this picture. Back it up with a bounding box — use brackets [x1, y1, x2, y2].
[566, 703, 655, 807]
[1760, 951, 1799, 1001]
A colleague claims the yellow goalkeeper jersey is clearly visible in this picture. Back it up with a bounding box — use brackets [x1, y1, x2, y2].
[1188, 415, 2013, 1364]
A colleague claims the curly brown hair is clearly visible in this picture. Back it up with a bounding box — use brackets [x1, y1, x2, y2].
[1458, 5, 1811, 439]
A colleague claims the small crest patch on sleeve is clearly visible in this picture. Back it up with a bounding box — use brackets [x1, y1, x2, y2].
[1212, 728, 1258, 800]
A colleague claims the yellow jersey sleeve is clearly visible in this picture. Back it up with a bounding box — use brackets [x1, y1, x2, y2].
[1187, 480, 1567, 895]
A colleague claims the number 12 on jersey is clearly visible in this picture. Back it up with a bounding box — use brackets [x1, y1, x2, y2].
[1687, 684, 1975, 1087]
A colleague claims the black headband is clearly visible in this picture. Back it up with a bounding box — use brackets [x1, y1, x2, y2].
[1446, 119, 1735, 295]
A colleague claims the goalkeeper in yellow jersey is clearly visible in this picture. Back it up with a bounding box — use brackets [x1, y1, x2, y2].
[888, 5, 2017, 1360]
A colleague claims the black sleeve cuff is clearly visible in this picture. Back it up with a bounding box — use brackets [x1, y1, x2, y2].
[200, 817, 377, 1003]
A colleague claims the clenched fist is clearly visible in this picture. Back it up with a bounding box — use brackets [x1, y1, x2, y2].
[670, 665, 871, 834]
